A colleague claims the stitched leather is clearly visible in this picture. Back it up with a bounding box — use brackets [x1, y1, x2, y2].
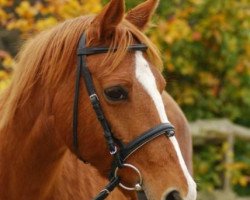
[120, 123, 175, 160]
[77, 44, 148, 56]
[94, 177, 120, 200]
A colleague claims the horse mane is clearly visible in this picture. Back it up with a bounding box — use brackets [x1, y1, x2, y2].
[0, 15, 162, 128]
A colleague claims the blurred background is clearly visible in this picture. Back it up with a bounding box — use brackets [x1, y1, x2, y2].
[0, 0, 249, 199]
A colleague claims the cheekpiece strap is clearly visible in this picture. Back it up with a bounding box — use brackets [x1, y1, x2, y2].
[76, 34, 117, 154]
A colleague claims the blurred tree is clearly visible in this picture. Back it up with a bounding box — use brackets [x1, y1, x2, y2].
[0, 0, 102, 88]
[150, 0, 250, 128]
[149, 1, 250, 193]
[193, 142, 224, 191]
[232, 139, 250, 196]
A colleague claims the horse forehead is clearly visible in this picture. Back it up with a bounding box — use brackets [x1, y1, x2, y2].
[134, 51, 164, 88]
[88, 52, 136, 77]
[108, 52, 159, 83]
[134, 51, 169, 122]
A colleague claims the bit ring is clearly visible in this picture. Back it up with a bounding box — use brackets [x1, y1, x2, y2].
[114, 163, 143, 191]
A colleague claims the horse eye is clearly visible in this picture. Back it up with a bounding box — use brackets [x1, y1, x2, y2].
[104, 86, 128, 102]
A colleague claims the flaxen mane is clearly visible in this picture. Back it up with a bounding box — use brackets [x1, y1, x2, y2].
[0, 15, 162, 128]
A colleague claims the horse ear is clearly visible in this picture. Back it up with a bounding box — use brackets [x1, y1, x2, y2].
[91, 0, 125, 39]
[125, 0, 159, 31]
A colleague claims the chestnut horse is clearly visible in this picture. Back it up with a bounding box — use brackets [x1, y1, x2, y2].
[0, 0, 196, 200]
[72, 91, 194, 200]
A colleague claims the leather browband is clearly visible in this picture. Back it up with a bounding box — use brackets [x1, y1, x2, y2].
[77, 44, 148, 56]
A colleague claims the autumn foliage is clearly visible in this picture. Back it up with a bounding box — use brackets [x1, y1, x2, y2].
[0, 0, 102, 89]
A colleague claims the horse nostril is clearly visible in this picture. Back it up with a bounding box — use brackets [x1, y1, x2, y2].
[165, 190, 183, 200]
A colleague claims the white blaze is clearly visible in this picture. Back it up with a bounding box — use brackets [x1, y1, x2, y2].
[135, 51, 197, 200]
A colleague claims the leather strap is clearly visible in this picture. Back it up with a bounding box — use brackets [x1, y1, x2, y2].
[73, 33, 176, 200]
[77, 44, 148, 56]
[74, 34, 148, 155]
[120, 123, 175, 160]
[76, 34, 117, 154]
[93, 177, 120, 200]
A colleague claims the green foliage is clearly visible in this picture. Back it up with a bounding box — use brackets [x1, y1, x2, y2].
[152, 0, 250, 194]
[232, 139, 250, 196]
[193, 142, 224, 191]
[150, 0, 250, 127]
[194, 140, 250, 196]
[102, 0, 144, 9]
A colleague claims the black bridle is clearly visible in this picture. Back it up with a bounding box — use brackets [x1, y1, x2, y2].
[73, 33, 175, 200]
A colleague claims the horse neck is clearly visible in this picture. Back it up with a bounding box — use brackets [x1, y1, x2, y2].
[0, 85, 67, 200]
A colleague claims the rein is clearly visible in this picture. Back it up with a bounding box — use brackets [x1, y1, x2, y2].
[73, 33, 175, 200]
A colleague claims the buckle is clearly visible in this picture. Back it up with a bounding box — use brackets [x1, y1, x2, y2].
[90, 93, 99, 102]
[110, 146, 118, 155]
[100, 188, 110, 194]
[165, 129, 175, 137]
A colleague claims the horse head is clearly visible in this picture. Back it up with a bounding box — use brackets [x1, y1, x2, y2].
[30, 0, 197, 199]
